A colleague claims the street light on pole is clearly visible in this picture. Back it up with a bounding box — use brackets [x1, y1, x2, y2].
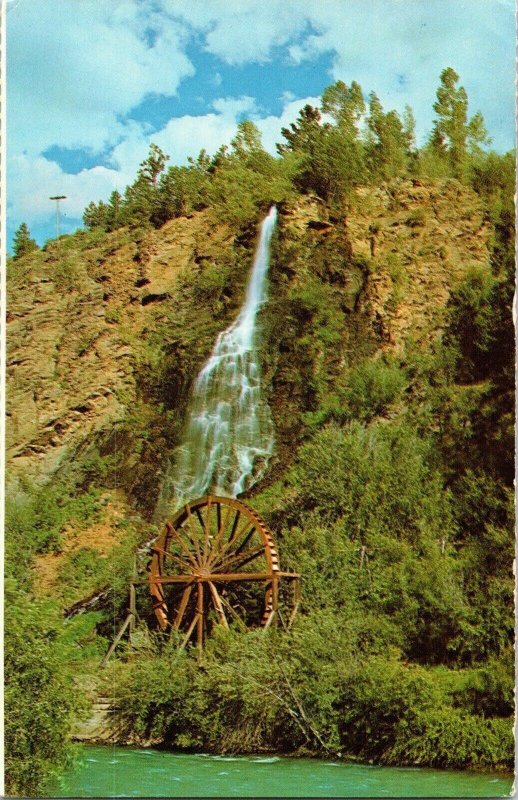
[49, 195, 67, 240]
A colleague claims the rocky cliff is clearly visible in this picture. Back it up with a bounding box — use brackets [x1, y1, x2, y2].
[7, 212, 235, 486]
[7, 177, 491, 524]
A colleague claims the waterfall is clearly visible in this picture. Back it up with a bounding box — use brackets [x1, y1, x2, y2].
[169, 206, 277, 507]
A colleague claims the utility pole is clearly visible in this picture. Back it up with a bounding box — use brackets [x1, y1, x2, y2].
[49, 195, 67, 240]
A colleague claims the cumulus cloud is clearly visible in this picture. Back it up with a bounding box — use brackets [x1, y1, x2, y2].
[7, 90, 321, 239]
[7, 0, 194, 155]
[211, 96, 258, 118]
[7, 153, 126, 224]
[7, 0, 514, 243]
[173, 0, 514, 150]
[172, 0, 308, 64]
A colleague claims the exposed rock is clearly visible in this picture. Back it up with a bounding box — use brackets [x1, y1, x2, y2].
[6, 211, 233, 487]
[7, 181, 491, 493]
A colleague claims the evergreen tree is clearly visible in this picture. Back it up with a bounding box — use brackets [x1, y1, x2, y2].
[321, 80, 365, 134]
[12, 222, 38, 259]
[82, 200, 110, 230]
[105, 190, 124, 231]
[138, 143, 169, 185]
[277, 104, 323, 156]
[430, 67, 489, 179]
[124, 144, 170, 228]
[155, 154, 211, 224]
[365, 93, 409, 179]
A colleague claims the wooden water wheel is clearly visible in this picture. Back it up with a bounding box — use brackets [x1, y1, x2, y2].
[148, 495, 300, 656]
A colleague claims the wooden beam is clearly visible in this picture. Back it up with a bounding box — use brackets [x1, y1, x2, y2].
[197, 582, 204, 661]
[100, 612, 133, 667]
[207, 581, 229, 629]
[178, 613, 198, 651]
[173, 584, 193, 630]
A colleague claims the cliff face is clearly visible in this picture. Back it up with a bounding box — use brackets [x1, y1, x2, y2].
[7, 178, 491, 499]
[277, 178, 489, 350]
[7, 211, 235, 486]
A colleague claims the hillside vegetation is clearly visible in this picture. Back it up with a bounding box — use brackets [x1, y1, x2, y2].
[5, 69, 514, 795]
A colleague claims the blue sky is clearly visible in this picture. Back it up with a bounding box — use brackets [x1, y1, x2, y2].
[6, 0, 515, 249]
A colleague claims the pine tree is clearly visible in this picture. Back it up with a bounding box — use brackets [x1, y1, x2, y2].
[12, 222, 38, 259]
[430, 67, 490, 179]
[276, 104, 323, 155]
[138, 143, 169, 186]
[82, 201, 109, 230]
[321, 80, 365, 135]
[365, 93, 409, 179]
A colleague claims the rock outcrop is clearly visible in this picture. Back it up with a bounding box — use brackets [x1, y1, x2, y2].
[7, 212, 234, 486]
[7, 180, 491, 491]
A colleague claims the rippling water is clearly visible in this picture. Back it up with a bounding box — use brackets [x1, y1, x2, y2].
[50, 745, 513, 798]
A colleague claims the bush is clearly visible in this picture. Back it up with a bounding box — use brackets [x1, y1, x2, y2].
[388, 708, 513, 769]
[337, 655, 513, 769]
[344, 358, 407, 421]
[4, 581, 86, 796]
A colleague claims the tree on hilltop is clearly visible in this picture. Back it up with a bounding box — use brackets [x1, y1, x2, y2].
[13, 222, 38, 259]
[430, 67, 490, 179]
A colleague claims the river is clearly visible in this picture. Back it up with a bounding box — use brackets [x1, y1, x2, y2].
[50, 745, 513, 797]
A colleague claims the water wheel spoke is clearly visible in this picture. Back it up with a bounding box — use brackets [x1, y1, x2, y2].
[208, 503, 233, 565]
[229, 510, 240, 541]
[195, 507, 205, 531]
[197, 582, 204, 659]
[173, 584, 193, 631]
[179, 613, 198, 651]
[183, 505, 204, 564]
[216, 502, 222, 540]
[165, 523, 198, 567]
[216, 544, 266, 574]
[201, 497, 213, 565]
[207, 581, 229, 629]
[151, 544, 191, 570]
[233, 526, 256, 557]
[209, 519, 256, 567]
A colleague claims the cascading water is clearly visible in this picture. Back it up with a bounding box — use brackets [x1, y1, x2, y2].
[168, 206, 277, 507]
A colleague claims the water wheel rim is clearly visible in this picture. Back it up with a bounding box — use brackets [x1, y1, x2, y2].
[149, 496, 280, 635]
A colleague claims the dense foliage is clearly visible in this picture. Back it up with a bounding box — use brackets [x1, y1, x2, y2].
[6, 67, 514, 793]
[79, 69, 499, 238]
[4, 581, 89, 796]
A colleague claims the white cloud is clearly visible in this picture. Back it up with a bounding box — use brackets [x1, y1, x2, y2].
[172, 0, 307, 64]
[211, 96, 257, 118]
[173, 0, 515, 150]
[7, 0, 194, 155]
[7, 153, 126, 223]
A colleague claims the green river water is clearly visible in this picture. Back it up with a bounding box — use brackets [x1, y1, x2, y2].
[50, 745, 513, 798]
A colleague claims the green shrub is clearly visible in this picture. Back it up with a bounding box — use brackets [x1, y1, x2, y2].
[4, 581, 86, 796]
[344, 358, 407, 421]
[406, 207, 427, 227]
[388, 708, 513, 769]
